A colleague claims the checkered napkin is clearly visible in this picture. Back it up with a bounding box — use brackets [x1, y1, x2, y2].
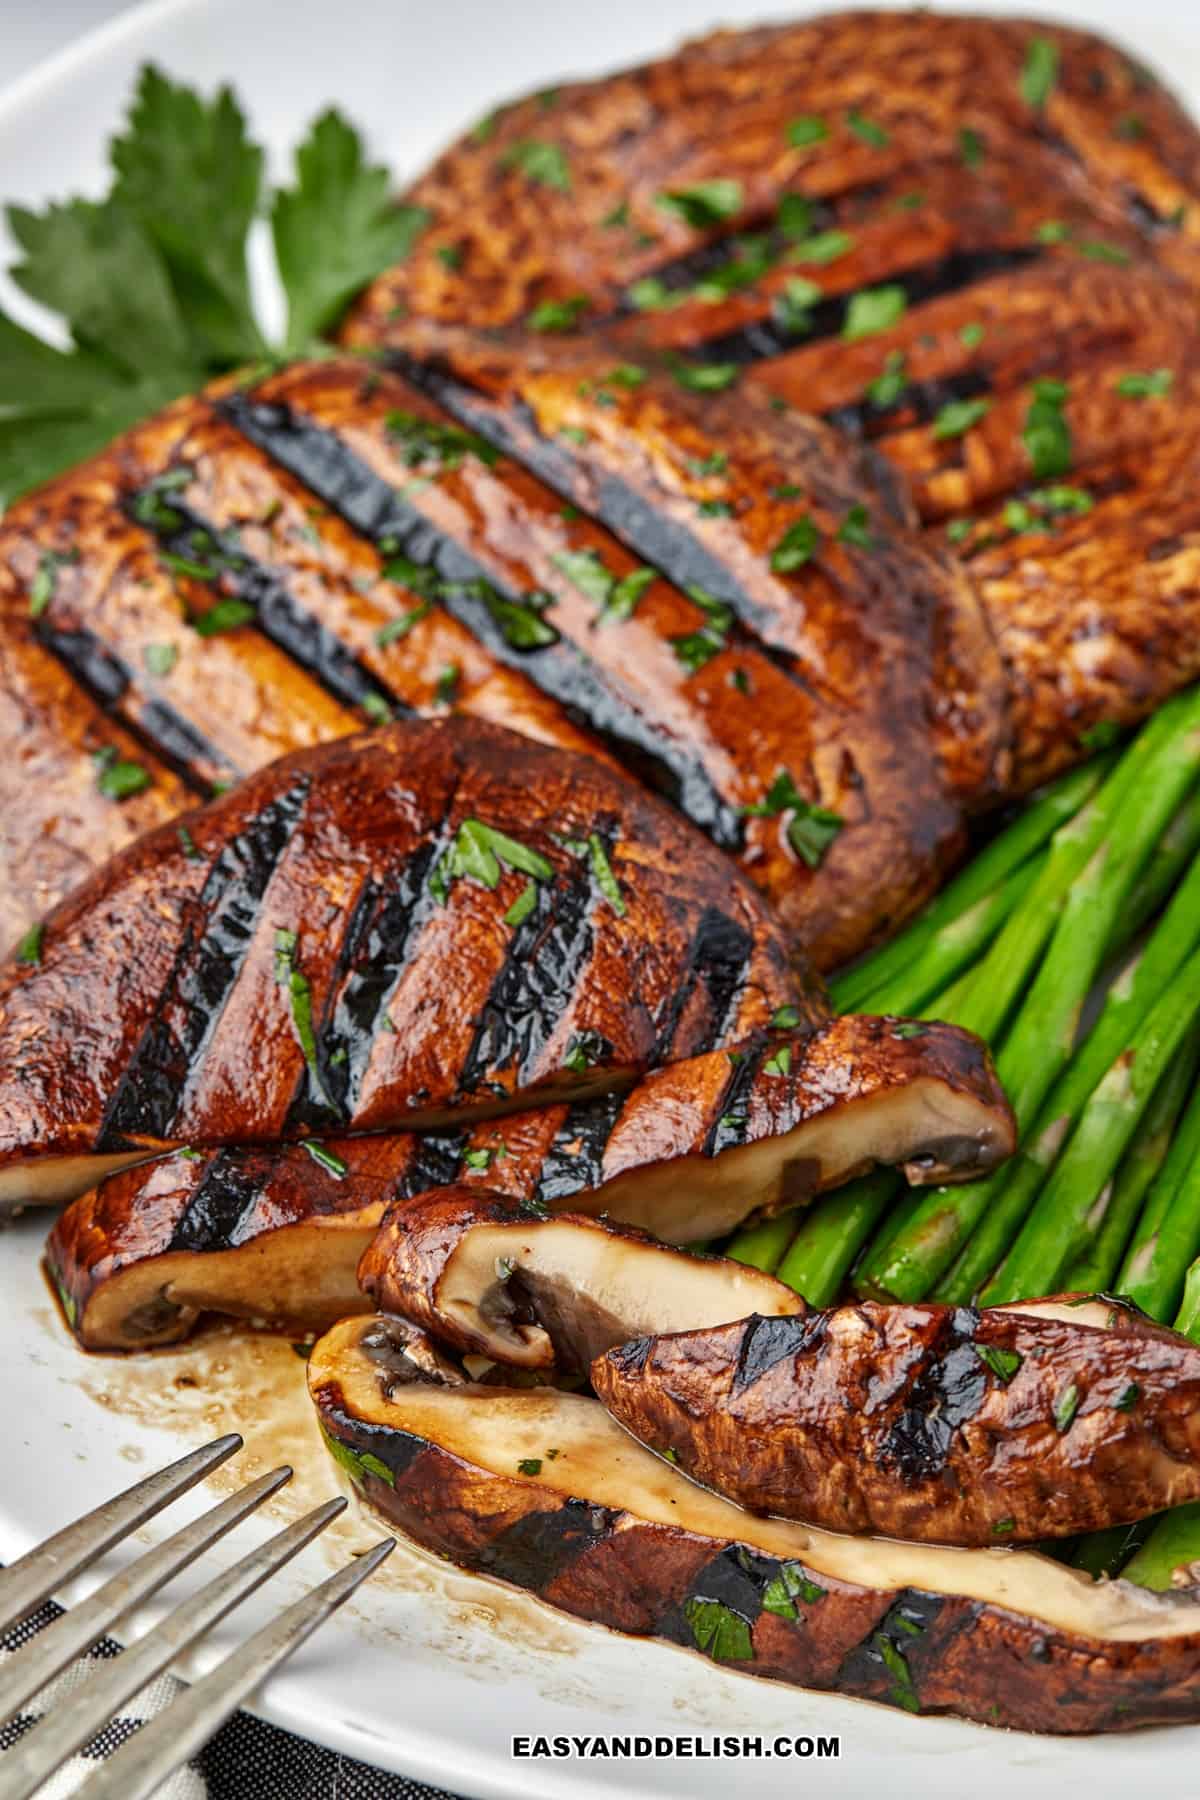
[0, 1601, 464, 1799]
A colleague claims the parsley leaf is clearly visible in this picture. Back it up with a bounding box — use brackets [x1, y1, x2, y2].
[1023, 379, 1072, 480]
[741, 768, 844, 868]
[932, 397, 991, 439]
[683, 1597, 754, 1663]
[1115, 368, 1173, 398]
[500, 140, 571, 192]
[1021, 36, 1060, 110]
[974, 1343, 1022, 1383]
[787, 117, 829, 147]
[272, 110, 429, 353]
[110, 66, 265, 363]
[842, 285, 907, 340]
[0, 67, 427, 505]
[656, 180, 743, 227]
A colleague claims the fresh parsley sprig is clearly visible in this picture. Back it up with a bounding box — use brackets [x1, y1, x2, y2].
[1, 65, 427, 507]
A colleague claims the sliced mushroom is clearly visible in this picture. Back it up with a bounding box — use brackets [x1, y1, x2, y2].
[47, 1012, 1013, 1351]
[590, 1298, 1200, 1546]
[309, 1313, 1200, 1736]
[357, 1187, 801, 1371]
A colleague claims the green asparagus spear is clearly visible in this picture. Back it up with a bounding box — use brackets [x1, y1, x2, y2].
[725, 1213, 795, 1273]
[1062, 1025, 1200, 1293]
[983, 948, 1200, 1303]
[828, 756, 1114, 1013]
[1121, 786, 1200, 942]
[940, 848, 1200, 1302]
[1117, 1080, 1200, 1319]
[859, 694, 1200, 1300]
[774, 1170, 898, 1306]
[1174, 1256, 1200, 1340]
[861, 858, 1040, 1019]
[1121, 1505, 1200, 1591]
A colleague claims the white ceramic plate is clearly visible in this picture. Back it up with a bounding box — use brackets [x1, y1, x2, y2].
[2, 2, 1200, 1793]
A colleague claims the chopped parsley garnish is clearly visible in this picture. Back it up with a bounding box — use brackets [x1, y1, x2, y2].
[1115, 1382, 1141, 1412]
[762, 1562, 826, 1619]
[669, 360, 740, 393]
[1021, 36, 1060, 110]
[772, 276, 823, 335]
[846, 110, 889, 148]
[601, 200, 629, 228]
[385, 410, 499, 471]
[875, 1632, 920, 1712]
[93, 746, 152, 799]
[552, 548, 655, 624]
[683, 1597, 754, 1663]
[435, 663, 460, 704]
[361, 692, 391, 725]
[302, 1140, 347, 1178]
[1022, 379, 1072, 480]
[741, 768, 844, 868]
[1114, 114, 1145, 141]
[322, 1429, 395, 1489]
[375, 600, 433, 646]
[933, 397, 991, 439]
[656, 180, 743, 228]
[563, 1031, 609, 1074]
[503, 882, 539, 927]
[627, 276, 676, 312]
[670, 585, 734, 674]
[191, 597, 256, 636]
[959, 321, 985, 349]
[776, 193, 815, 241]
[588, 834, 626, 917]
[177, 823, 201, 860]
[28, 549, 75, 618]
[866, 351, 907, 407]
[1053, 1382, 1080, 1433]
[603, 363, 647, 388]
[274, 928, 332, 1108]
[15, 922, 43, 965]
[690, 450, 729, 477]
[787, 116, 829, 147]
[959, 126, 986, 167]
[992, 1518, 1016, 1536]
[770, 516, 821, 573]
[435, 243, 463, 270]
[891, 1021, 929, 1038]
[974, 1343, 1022, 1383]
[143, 641, 178, 676]
[842, 284, 906, 341]
[771, 1004, 803, 1030]
[1115, 368, 1173, 398]
[791, 229, 853, 265]
[463, 1147, 494, 1172]
[946, 518, 974, 544]
[763, 1045, 792, 1077]
[529, 295, 590, 332]
[837, 504, 873, 548]
[432, 818, 553, 903]
[499, 140, 570, 191]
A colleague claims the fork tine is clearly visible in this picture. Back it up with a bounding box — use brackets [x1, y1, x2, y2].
[1, 1497, 346, 1800]
[0, 1433, 241, 1633]
[0, 1464, 292, 1727]
[77, 1539, 396, 1800]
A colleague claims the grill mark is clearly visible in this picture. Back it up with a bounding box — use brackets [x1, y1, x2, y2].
[653, 904, 755, 1060]
[689, 245, 1041, 367]
[456, 852, 596, 1095]
[126, 486, 405, 722]
[730, 1312, 819, 1396]
[221, 393, 741, 848]
[662, 1543, 762, 1650]
[395, 1129, 467, 1198]
[481, 1495, 615, 1591]
[825, 367, 992, 440]
[283, 874, 382, 1132]
[166, 1147, 281, 1253]
[879, 1306, 987, 1481]
[97, 778, 310, 1147]
[391, 356, 782, 643]
[704, 1039, 769, 1156]
[33, 618, 235, 792]
[321, 824, 457, 1122]
[535, 1089, 625, 1203]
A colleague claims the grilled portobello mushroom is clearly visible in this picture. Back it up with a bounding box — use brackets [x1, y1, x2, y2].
[46, 1012, 1013, 1349]
[0, 712, 797, 1212]
[309, 1311, 1200, 1736]
[592, 1296, 1200, 1546]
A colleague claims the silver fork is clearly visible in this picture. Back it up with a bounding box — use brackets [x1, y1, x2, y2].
[0, 1432, 394, 1800]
